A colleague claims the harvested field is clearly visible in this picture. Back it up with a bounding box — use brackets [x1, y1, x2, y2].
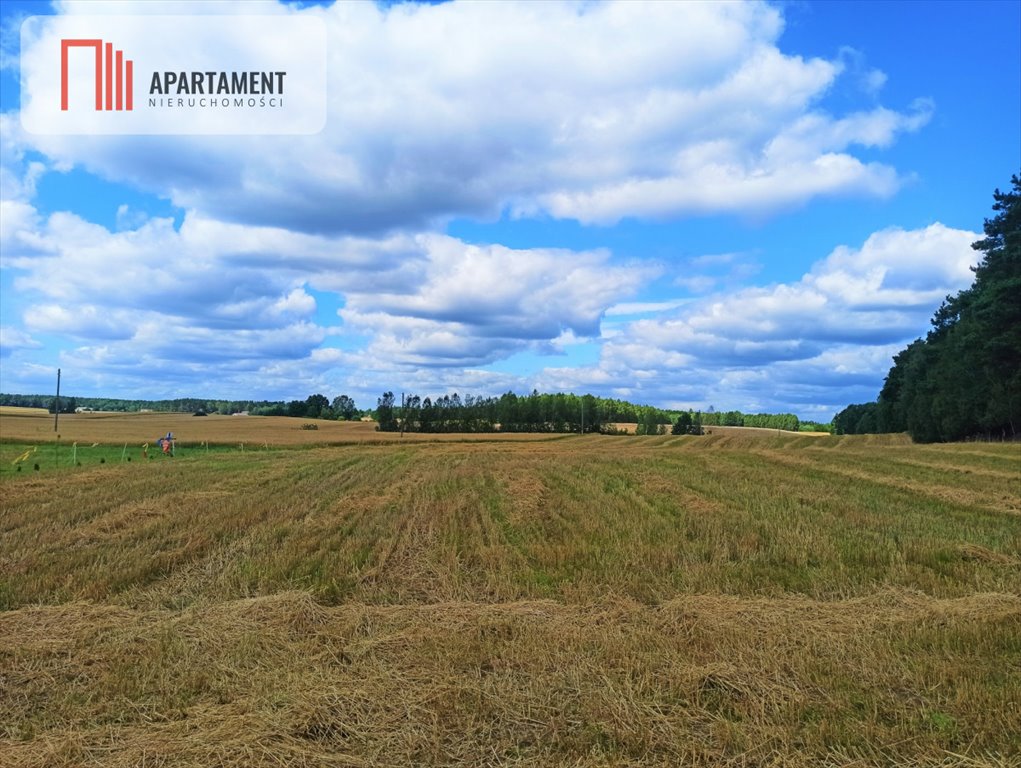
[1, 422, 1019, 766]
[0, 408, 567, 447]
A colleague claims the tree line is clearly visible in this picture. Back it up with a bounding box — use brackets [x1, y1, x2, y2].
[373, 392, 810, 435]
[2, 388, 822, 436]
[0, 393, 363, 421]
[692, 409, 804, 432]
[834, 174, 1020, 442]
[374, 390, 674, 434]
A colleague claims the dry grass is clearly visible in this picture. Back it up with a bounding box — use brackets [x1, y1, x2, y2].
[0, 589, 1017, 767]
[1, 591, 1018, 767]
[0, 406, 50, 416]
[1, 425, 1019, 766]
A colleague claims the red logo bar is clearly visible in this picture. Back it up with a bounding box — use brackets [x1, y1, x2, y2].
[105, 42, 112, 111]
[60, 38, 133, 111]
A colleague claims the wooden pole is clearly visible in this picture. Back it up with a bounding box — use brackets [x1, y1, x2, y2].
[54, 368, 61, 432]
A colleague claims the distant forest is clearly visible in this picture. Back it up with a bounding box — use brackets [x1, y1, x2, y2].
[0, 390, 821, 435]
[375, 390, 671, 435]
[834, 174, 1020, 442]
[374, 391, 811, 435]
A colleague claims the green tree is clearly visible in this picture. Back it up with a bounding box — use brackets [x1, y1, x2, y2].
[304, 394, 330, 419]
[874, 173, 1021, 441]
[376, 392, 397, 432]
[692, 411, 703, 436]
[672, 411, 692, 435]
[331, 395, 358, 420]
[636, 407, 667, 435]
[581, 394, 600, 433]
[965, 173, 1021, 436]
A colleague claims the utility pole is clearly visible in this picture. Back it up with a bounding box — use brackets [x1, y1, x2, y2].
[54, 368, 61, 432]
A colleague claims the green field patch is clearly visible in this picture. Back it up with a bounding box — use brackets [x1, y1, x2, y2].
[0, 439, 245, 477]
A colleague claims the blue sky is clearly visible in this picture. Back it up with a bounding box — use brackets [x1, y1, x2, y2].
[1, 0, 1018, 420]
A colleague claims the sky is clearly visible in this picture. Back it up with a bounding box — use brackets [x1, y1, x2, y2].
[0, 0, 1018, 420]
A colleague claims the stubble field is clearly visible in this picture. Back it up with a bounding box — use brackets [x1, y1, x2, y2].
[1, 409, 1019, 766]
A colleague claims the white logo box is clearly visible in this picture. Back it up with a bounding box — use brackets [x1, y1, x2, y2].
[21, 14, 327, 135]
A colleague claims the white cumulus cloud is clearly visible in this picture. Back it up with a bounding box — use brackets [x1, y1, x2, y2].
[12, 0, 929, 233]
[532, 224, 980, 417]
